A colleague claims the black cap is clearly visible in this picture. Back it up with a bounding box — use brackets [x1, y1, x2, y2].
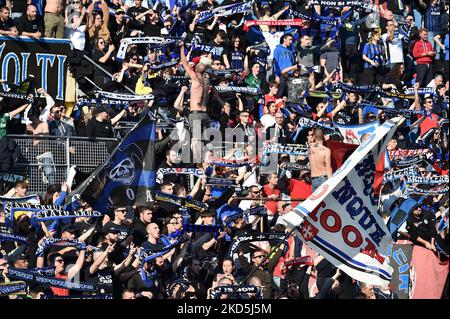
[94, 105, 114, 115]
[61, 224, 77, 235]
[7, 246, 28, 264]
[102, 225, 121, 235]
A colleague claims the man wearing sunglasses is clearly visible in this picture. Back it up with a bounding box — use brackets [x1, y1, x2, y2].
[238, 243, 286, 299]
[47, 105, 76, 137]
[413, 83, 439, 137]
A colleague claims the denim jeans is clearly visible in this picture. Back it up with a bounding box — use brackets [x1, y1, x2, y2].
[37, 152, 56, 185]
[312, 175, 328, 192]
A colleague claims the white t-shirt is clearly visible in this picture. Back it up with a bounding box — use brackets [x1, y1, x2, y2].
[382, 32, 405, 64]
[260, 114, 276, 132]
[263, 31, 285, 61]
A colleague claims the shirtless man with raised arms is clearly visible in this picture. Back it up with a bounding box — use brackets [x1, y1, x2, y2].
[179, 42, 210, 163]
[308, 128, 332, 191]
[44, 0, 64, 38]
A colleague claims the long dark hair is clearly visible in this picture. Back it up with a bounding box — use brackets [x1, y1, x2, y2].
[389, 63, 405, 79]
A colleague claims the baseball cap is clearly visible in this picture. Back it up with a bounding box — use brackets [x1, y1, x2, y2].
[7, 246, 28, 264]
[115, 8, 125, 14]
[94, 105, 114, 115]
[102, 225, 121, 235]
[61, 224, 77, 235]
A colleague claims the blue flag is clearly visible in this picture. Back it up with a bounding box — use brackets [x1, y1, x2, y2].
[72, 111, 156, 212]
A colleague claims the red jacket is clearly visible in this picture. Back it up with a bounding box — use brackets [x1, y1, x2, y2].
[412, 39, 433, 64]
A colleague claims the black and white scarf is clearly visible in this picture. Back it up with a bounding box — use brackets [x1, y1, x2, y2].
[263, 144, 308, 156]
[7, 267, 98, 291]
[198, 2, 251, 23]
[405, 175, 449, 185]
[210, 285, 262, 299]
[95, 91, 155, 101]
[0, 281, 27, 295]
[36, 238, 86, 256]
[383, 166, 419, 182]
[214, 86, 262, 95]
[228, 233, 287, 258]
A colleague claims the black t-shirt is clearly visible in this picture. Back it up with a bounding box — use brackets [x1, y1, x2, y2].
[143, 21, 163, 36]
[92, 49, 114, 75]
[104, 221, 129, 242]
[141, 239, 165, 252]
[16, 16, 44, 35]
[380, 0, 412, 15]
[86, 118, 113, 138]
[153, 200, 181, 223]
[0, 224, 16, 254]
[127, 6, 147, 29]
[11, 0, 28, 13]
[132, 219, 148, 246]
[157, 161, 187, 186]
[0, 18, 15, 31]
[84, 265, 121, 297]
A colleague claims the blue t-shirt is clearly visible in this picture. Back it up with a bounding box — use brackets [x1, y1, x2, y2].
[273, 44, 295, 77]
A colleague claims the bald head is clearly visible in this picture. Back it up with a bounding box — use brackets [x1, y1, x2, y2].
[27, 4, 37, 19]
[195, 63, 206, 74]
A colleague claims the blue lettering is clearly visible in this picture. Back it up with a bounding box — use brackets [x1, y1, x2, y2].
[1, 52, 20, 91]
[346, 196, 364, 218]
[393, 249, 408, 268]
[20, 52, 30, 82]
[398, 274, 409, 292]
[398, 263, 409, 273]
[358, 208, 376, 230]
[367, 222, 386, 245]
[36, 53, 56, 93]
[56, 55, 66, 100]
[332, 178, 356, 204]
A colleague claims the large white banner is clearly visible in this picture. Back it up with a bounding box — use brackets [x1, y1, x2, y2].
[283, 118, 401, 286]
[333, 120, 380, 145]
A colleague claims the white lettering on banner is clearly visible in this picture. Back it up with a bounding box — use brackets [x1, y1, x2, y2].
[283, 118, 401, 286]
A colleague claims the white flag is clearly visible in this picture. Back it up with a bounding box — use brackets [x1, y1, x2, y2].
[283, 117, 401, 286]
[333, 120, 380, 145]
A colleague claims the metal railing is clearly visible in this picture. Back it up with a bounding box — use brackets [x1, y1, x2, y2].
[7, 135, 118, 194]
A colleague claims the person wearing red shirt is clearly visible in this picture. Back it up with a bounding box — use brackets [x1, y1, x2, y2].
[287, 172, 312, 208]
[413, 83, 439, 136]
[263, 81, 280, 116]
[262, 173, 281, 218]
[412, 28, 436, 87]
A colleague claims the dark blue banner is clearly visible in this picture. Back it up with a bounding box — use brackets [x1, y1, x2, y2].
[0, 36, 72, 101]
[72, 111, 156, 212]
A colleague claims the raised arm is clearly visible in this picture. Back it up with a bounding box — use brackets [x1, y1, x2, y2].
[271, 5, 289, 20]
[89, 244, 113, 275]
[9, 102, 30, 118]
[101, 0, 110, 26]
[179, 43, 197, 80]
[111, 109, 127, 126]
[67, 249, 86, 280]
